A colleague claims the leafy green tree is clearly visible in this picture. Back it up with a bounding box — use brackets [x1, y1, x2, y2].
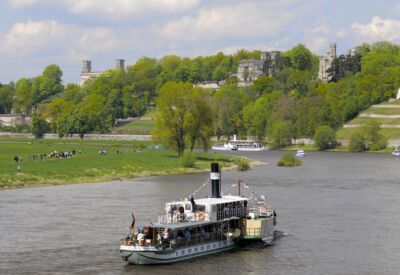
[153, 82, 192, 156]
[153, 82, 215, 156]
[0, 84, 15, 114]
[364, 121, 387, 151]
[253, 76, 273, 96]
[213, 83, 251, 138]
[243, 91, 281, 140]
[31, 65, 64, 104]
[283, 44, 317, 71]
[348, 132, 367, 152]
[314, 125, 336, 150]
[270, 120, 293, 148]
[30, 113, 49, 138]
[14, 78, 32, 114]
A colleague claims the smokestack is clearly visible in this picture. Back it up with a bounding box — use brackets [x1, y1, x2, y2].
[211, 163, 221, 198]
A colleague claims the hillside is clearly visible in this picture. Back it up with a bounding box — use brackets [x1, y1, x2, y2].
[110, 108, 157, 135]
[337, 100, 400, 140]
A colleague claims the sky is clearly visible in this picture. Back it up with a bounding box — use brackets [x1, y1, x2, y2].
[1, 0, 400, 84]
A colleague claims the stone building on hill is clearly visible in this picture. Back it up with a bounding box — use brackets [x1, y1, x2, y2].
[237, 50, 282, 82]
[80, 59, 125, 86]
[318, 43, 360, 83]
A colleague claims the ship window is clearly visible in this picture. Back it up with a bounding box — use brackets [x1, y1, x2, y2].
[207, 245, 210, 249]
[176, 252, 178, 256]
[195, 205, 205, 212]
[194, 247, 198, 252]
[201, 246, 204, 251]
[213, 244, 217, 248]
[185, 204, 191, 211]
[181, 250, 185, 255]
[188, 249, 192, 253]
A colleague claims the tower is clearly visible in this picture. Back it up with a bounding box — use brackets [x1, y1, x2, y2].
[82, 60, 92, 73]
[328, 43, 336, 61]
[115, 59, 125, 70]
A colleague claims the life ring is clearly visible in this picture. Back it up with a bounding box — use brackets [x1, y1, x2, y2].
[197, 211, 205, 221]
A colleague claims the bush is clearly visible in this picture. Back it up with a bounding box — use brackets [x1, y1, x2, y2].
[235, 158, 250, 171]
[368, 135, 388, 151]
[270, 120, 293, 148]
[277, 153, 302, 167]
[314, 125, 336, 150]
[181, 152, 196, 168]
[30, 113, 49, 138]
[364, 121, 387, 151]
[348, 132, 366, 152]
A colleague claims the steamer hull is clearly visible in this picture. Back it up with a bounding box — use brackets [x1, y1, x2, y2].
[120, 240, 235, 265]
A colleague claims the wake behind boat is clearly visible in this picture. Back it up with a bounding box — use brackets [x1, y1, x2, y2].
[119, 163, 276, 265]
[212, 135, 267, 152]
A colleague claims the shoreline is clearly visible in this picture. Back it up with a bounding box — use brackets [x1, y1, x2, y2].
[0, 157, 263, 190]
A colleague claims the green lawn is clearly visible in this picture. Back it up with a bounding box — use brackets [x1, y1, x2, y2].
[348, 117, 400, 125]
[0, 138, 235, 188]
[111, 119, 156, 135]
[337, 127, 400, 139]
[377, 100, 400, 105]
[361, 108, 400, 115]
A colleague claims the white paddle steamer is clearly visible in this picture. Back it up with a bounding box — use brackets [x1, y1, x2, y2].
[120, 163, 276, 265]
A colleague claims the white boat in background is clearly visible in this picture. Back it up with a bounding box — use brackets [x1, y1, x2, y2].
[392, 148, 400, 156]
[120, 163, 276, 265]
[295, 150, 306, 157]
[212, 135, 267, 152]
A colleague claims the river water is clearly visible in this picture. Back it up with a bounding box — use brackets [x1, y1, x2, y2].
[1, 151, 400, 274]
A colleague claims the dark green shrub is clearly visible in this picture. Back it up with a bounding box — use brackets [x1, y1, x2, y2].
[348, 132, 366, 152]
[314, 125, 336, 150]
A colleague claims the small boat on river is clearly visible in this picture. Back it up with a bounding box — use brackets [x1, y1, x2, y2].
[392, 148, 400, 156]
[295, 150, 306, 157]
[212, 135, 266, 152]
[119, 163, 276, 265]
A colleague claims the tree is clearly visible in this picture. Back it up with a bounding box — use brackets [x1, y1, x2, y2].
[30, 113, 49, 138]
[270, 120, 293, 148]
[14, 78, 32, 114]
[0, 84, 15, 114]
[185, 88, 215, 151]
[364, 121, 387, 151]
[253, 76, 273, 96]
[314, 125, 336, 150]
[31, 65, 64, 104]
[348, 132, 366, 152]
[153, 82, 188, 156]
[284, 44, 317, 71]
[153, 82, 215, 156]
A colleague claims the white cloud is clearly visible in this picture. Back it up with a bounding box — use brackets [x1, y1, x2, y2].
[8, 0, 199, 18]
[0, 20, 67, 55]
[351, 16, 400, 42]
[161, 1, 298, 41]
[0, 19, 125, 57]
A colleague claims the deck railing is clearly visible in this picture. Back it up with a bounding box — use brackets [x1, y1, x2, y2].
[216, 208, 247, 221]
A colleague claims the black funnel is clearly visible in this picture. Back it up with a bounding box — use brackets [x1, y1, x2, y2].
[210, 163, 221, 198]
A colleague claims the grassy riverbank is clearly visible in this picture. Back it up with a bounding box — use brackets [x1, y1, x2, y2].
[0, 138, 236, 189]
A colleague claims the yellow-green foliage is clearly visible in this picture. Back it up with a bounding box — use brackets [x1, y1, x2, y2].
[277, 153, 302, 167]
